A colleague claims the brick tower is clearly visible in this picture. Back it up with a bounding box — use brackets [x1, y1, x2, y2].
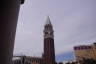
[43, 16, 55, 64]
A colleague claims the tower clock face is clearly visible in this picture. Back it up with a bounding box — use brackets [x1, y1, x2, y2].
[48, 31, 53, 35]
[45, 31, 53, 34]
[45, 31, 53, 35]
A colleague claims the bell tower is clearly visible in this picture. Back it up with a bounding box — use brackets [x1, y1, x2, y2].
[43, 16, 55, 64]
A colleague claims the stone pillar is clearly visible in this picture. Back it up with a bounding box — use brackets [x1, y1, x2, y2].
[0, 0, 24, 64]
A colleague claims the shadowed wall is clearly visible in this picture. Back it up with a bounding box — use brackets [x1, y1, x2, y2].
[0, 0, 24, 64]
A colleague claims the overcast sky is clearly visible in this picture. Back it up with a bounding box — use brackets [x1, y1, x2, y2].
[14, 0, 96, 58]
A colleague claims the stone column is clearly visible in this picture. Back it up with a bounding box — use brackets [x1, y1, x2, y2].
[0, 0, 24, 64]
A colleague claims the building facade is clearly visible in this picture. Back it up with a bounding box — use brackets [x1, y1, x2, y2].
[0, 0, 24, 64]
[74, 43, 96, 61]
[12, 56, 43, 64]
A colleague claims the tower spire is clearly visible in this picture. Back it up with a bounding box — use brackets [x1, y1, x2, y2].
[45, 16, 52, 25]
